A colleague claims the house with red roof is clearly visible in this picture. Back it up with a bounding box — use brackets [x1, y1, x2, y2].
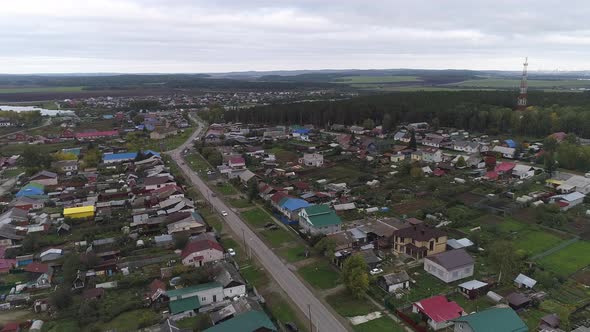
[412, 295, 464, 330]
[75, 130, 119, 141]
[228, 156, 246, 169]
[550, 132, 567, 143]
[181, 239, 224, 267]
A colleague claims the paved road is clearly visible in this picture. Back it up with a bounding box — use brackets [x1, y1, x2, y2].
[167, 116, 349, 332]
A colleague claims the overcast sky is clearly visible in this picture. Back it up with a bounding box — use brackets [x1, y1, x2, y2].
[1, 0, 589, 74]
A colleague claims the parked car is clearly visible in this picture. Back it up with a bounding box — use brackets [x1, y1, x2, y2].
[285, 322, 299, 332]
[369, 268, 383, 275]
[227, 248, 236, 256]
[221, 210, 228, 216]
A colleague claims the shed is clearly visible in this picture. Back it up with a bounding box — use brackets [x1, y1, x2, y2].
[514, 273, 537, 289]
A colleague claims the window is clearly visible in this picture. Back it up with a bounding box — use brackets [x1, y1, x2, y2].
[201, 297, 206, 301]
[429, 241, 434, 251]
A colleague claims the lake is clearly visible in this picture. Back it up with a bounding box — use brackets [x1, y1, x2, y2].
[0, 105, 75, 116]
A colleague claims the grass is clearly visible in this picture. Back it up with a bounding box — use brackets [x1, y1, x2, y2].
[396, 269, 451, 305]
[94, 309, 160, 331]
[45, 319, 80, 332]
[0, 141, 77, 157]
[514, 230, 564, 256]
[241, 208, 274, 228]
[326, 289, 377, 316]
[278, 245, 308, 262]
[176, 316, 199, 329]
[260, 228, 296, 248]
[0, 86, 85, 94]
[240, 265, 269, 287]
[538, 240, 590, 276]
[229, 198, 253, 208]
[334, 75, 421, 84]
[303, 164, 364, 183]
[298, 260, 340, 290]
[448, 293, 495, 314]
[1, 167, 25, 178]
[185, 153, 211, 174]
[201, 209, 223, 232]
[353, 316, 405, 332]
[141, 127, 195, 151]
[216, 182, 237, 195]
[265, 293, 306, 331]
[269, 147, 299, 164]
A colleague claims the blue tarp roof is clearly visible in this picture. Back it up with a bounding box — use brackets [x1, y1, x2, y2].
[293, 128, 310, 135]
[504, 139, 517, 148]
[16, 184, 44, 198]
[280, 198, 310, 211]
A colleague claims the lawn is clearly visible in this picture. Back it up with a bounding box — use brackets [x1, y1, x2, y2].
[447, 293, 495, 314]
[1, 167, 25, 178]
[229, 198, 253, 208]
[141, 127, 195, 151]
[448, 79, 590, 89]
[269, 147, 299, 164]
[240, 265, 269, 287]
[514, 230, 564, 256]
[334, 75, 421, 84]
[265, 293, 306, 331]
[185, 153, 211, 173]
[45, 319, 80, 332]
[353, 316, 405, 332]
[298, 260, 340, 290]
[94, 309, 160, 331]
[278, 245, 308, 263]
[241, 208, 274, 228]
[216, 182, 237, 195]
[326, 289, 377, 316]
[201, 209, 223, 232]
[303, 164, 364, 183]
[0, 142, 77, 156]
[260, 228, 296, 248]
[538, 240, 590, 276]
[497, 218, 527, 232]
[0, 86, 85, 94]
[396, 269, 451, 305]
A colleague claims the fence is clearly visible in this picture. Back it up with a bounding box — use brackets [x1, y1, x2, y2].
[396, 310, 428, 332]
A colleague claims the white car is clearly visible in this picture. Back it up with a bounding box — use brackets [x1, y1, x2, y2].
[227, 248, 236, 256]
[221, 210, 228, 216]
[369, 268, 383, 275]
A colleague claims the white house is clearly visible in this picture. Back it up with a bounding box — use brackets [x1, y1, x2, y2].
[377, 271, 410, 293]
[512, 164, 536, 179]
[299, 205, 342, 235]
[424, 249, 474, 283]
[492, 146, 516, 159]
[181, 240, 224, 267]
[213, 262, 247, 299]
[299, 153, 324, 167]
[549, 192, 586, 211]
[514, 273, 537, 289]
[421, 148, 443, 163]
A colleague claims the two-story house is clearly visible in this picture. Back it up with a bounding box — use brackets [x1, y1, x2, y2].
[392, 224, 447, 260]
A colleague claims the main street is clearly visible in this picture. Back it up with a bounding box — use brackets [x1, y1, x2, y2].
[166, 115, 349, 332]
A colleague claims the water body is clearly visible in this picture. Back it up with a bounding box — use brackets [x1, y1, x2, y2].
[0, 105, 75, 116]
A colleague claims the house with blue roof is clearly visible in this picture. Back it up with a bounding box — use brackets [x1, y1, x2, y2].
[16, 183, 45, 198]
[277, 197, 310, 222]
[103, 150, 160, 164]
[504, 139, 517, 148]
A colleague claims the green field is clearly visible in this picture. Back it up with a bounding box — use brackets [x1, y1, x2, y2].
[241, 208, 274, 228]
[278, 245, 308, 262]
[326, 289, 377, 316]
[298, 260, 340, 290]
[0, 86, 85, 94]
[229, 198, 252, 208]
[260, 228, 296, 248]
[449, 79, 590, 89]
[538, 241, 590, 276]
[514, 230, 564, 256]
[216, 182, 237, 195]
[334, 75, 421, 84]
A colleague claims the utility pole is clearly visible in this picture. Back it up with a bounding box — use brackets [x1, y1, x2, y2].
[516, 57, 529, 110]
[242, 228, 246, 250]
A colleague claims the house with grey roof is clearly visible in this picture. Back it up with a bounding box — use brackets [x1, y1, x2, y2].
[377, 271, 410, 293]
[424, 249, 474, 283]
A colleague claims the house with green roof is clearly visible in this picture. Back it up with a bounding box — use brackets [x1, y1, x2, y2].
[167, 282, 224, 316]
[299, 204, 342, 235]
[452, 307, 528, 332]
[204, 310, 277, 332]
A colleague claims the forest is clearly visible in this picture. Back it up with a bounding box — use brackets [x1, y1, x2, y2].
[224, 90, 590, 138]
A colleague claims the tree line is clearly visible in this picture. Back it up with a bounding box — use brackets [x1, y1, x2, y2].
[224, 90, 590, 138]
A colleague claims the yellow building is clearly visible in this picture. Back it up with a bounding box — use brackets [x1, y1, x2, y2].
[63, 205, 95, 219]
[392, 223, 447, 260]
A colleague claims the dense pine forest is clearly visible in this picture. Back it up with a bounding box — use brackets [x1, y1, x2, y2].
[224, 90, 590, 138]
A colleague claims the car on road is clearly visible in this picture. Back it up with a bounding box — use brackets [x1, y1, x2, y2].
[369, 268, 384, 275]
[285, 322, 299, 331]
[227, 248, 236, 256]
[221, 210, 228, 216]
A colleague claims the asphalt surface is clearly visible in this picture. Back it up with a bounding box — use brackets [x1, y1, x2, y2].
[167, 116, 348, 332]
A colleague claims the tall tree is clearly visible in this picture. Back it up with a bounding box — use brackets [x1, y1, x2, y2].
[342, 254, 369, 298]
[488, 241, 523, 284]
[408, 129, 417, 151]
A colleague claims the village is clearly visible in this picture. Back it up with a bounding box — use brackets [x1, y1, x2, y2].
[0, 104, 589, 332]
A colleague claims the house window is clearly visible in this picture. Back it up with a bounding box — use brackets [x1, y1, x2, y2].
[429, 241, 434, 251]
[201, 297, 206, 301]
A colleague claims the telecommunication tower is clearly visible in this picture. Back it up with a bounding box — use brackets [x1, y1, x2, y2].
[516, 57, 528, 110]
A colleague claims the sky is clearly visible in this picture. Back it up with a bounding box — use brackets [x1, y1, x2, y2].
[1, 0, 589, 74]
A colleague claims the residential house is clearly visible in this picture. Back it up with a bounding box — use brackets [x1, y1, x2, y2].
[277, 197, 310, 222]
[298, 205, 342, 235]
[377, 271, 410, 293]
[423, 134, 445, 148]
[514, 273, 537, 289]
[492, 146, 516, 159]
[181, 239, 224, 267]
[75, 130, 119, 141]
[15, 183, 44, 198]
[29, 171, 58, 186]
[539, 313, 560, 331]
[556, 175, 590, 194]
[51, 160, 78, 174]
[453, 141, 480, 154]
[166, 282, 224, 316]
[228, 156, 246, 169]
[12, 197, 44, 211]
[422, 147, 443, 163]
[394, 130, 411, 143]
[457, 280, 489, 299]
[392, 224, 447, 259]
[512, 164, 536, 179]
[549, 192, 586, 211]
[238, 169, 257, 185]
[412, 295, 464, 331]
[506, 292, 532, 310]
[204, 310, 277, 332]
[452, 307, 528, 332]
[213, 262, 246, 299]
[349, 125, 365, 135]
[424, 249, 474, 283]
[299, 153, 324, 167]
[144, 175, 177, 191]
[63, 205, 95, 219]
